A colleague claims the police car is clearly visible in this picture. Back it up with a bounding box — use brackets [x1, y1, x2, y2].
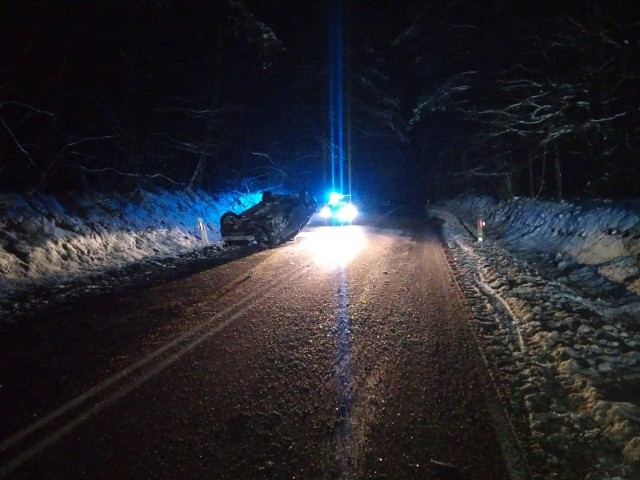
[318, 192, 358, 223]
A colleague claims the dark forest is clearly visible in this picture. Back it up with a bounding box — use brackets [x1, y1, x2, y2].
[1, 0, 639, 202]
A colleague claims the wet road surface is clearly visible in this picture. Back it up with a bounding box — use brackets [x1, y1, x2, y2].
[1, 222, 512, 479]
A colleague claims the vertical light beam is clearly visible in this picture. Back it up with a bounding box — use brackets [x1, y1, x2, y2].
[328, 0, 345, 194]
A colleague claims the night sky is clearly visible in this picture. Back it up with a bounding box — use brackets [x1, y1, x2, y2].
[1, 1, 639, 201]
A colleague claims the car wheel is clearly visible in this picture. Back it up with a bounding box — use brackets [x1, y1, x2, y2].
[220, 211, 240, 227]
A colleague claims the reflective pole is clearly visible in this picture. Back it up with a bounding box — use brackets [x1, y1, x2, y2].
[197, 217, 209, 245]
[477, 218, 485, 242]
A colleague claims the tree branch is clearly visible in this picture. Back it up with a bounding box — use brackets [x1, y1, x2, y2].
[0, 117, 38, 168]
[74, 166, 186, 186]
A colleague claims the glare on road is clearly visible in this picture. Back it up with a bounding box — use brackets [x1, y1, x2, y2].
[299, 226, 367, 269]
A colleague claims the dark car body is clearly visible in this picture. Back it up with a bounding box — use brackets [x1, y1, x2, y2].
[220, 191, 317, 246]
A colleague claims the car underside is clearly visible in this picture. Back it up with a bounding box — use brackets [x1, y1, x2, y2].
[220, 191, 317, 246]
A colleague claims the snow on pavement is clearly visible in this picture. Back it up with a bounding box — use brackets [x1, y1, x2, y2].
[435, 196, 640, 480]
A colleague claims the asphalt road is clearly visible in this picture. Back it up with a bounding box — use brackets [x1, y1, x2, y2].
[1, 222, 512, 479]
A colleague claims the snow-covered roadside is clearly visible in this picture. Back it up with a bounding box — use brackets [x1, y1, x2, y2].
[0, 188, 261, 299]
[432, 198, 640, 480]
[447, 196, 640, 296]
[3, 188, 640, 477]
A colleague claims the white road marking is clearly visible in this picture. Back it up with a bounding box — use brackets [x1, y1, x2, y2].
[0, 263, 311, 477]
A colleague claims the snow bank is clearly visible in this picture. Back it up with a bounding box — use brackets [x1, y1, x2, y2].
[433, 197, 640, 479]
[0, 188, 261, 290]
[445, 196, 640, 295]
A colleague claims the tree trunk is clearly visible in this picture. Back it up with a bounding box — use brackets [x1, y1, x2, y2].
[554, 144, 562, 202]
[528, 152, 534, 197]
[188, 17, 223, 191]
[29, 44, 67, 195]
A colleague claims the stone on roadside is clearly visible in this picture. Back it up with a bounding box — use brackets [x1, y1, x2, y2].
[597, 362, 613, 373]
[623, 437, 640, 475]
[558, 359, 583, 376]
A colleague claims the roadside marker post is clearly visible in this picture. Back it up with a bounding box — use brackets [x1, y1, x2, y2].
[197, 217, 209, 245]
[477, 218, 485, 242]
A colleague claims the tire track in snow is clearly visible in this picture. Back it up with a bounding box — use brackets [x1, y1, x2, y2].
[455, 239, 528, 353]
[439, 233, 532, 480]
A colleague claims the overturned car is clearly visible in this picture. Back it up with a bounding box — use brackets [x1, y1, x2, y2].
[220, 191, 317, 246]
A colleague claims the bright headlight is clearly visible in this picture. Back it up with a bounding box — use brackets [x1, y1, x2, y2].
[336, 204, 358, 222]
[319, 205, 332, 218]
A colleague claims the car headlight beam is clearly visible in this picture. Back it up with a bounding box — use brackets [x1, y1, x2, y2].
[319, 206, 332, 218]
[336, 204, 358, 222]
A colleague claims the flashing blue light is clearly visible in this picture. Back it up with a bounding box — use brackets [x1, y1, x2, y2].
[328, 191, 344, 206]
[328, 0, 345, 195]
